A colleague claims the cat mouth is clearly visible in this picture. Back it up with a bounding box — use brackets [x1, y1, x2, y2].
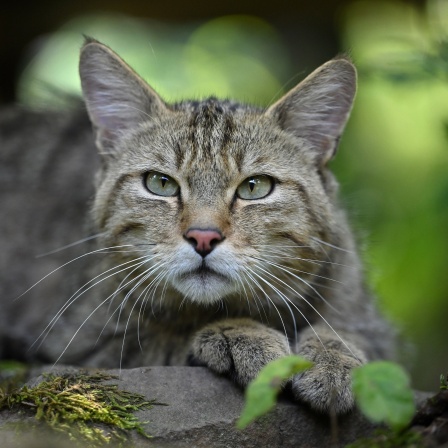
[179, 264, 227, 281]
[172, 262, 237, 303]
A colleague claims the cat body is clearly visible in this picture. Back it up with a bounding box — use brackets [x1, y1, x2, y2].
[0, 39, 394, 414]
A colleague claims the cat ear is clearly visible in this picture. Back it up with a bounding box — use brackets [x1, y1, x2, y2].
[79, 37, 168, 152]
[266, 58, 357, 165]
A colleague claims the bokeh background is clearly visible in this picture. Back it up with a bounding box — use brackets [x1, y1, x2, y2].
[1, 0, 447, 392]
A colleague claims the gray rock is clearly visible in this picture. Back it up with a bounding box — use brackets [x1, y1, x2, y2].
[0, 365, 402, 447]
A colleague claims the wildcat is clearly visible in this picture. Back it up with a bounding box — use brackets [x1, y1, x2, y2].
[0, 38, 394, 414]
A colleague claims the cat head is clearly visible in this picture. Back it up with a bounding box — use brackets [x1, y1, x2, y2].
[79, 38, 356, 305]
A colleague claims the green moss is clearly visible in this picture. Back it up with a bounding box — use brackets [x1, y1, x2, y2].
[346, 428, 423, 448]
[0, 360, 29, 394]
[0, 371, 164, 446]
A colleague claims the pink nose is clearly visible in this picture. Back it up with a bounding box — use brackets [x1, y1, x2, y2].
[184, 228, 223, 257]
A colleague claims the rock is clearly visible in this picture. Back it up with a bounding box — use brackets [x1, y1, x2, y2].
[0, 365, 417, 448]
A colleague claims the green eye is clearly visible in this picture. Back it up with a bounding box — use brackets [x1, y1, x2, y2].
[236, 175, 274, 200]
[145, 171, 179, 197]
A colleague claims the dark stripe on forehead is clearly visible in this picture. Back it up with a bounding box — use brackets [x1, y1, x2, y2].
[174, 143, 185, 171]
[221, 114, 235, 151]
[188, 99, 232, 158]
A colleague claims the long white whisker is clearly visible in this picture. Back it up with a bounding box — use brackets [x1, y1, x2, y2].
[253, 261, 358, 359]
[30, 255, 152, 351]
[242, 266, 291, 350]
[55, 260, 165, 366]
[114, 261, 166, 335]
[256, 257, 341, 315]
[29, 257, 152, 350]
[118, 265, 168, 370]
[311, 236, 354, 254]
[16, 245, 135, 301]
[138, 269, 169, 350]
[238, 270, 269, 323]
[35, 233, 106, 258]
[94, 261, 166, 346]
[106, 255, 161, 314]
[245, 265, 299, 343]
[261, 257, 344, 285]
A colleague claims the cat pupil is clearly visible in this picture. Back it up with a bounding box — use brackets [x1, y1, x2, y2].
[161, 176, 167, 188]
[249, 178, 255, 192]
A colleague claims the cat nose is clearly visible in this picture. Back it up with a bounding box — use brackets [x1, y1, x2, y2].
[184, 228, 223, 257]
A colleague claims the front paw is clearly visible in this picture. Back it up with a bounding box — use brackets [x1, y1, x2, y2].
[190, 318, 289, 386]
[292, 340, 365, 414]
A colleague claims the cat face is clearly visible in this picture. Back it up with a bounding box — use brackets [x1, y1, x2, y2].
[80, 38, 356, 307]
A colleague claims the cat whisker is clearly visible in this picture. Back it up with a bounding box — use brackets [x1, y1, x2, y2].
[95, 259, 166, 344]
[114, 260, 167, 335]
[55, 260, 166, 367]
[119, 265, 169, 369]
[258, 257, 344, 285]
[15, 245, 140, 301]
[249, 262, 329, 351]
[31, 255, 153, 351]
[254, 257, 342, 315]
[235, 271, 259, 320]
[267, 254, 355, 269]
[138, 270, 170, 350]
[311, 236, 355, 254]
[252, 244, 313, 249]
[251, 260, 358, 359]
[35, 233, 106, 258]
[241, 266, 291, 349]
[108, 256, 163, 317]
[242, 271, 270, 324]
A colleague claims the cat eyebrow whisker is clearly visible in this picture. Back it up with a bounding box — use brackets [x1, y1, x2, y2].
[35, 233, 106, 258]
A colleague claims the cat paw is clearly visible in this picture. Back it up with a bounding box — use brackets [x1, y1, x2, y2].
[190, 318, 289, 386]
[292, 341, 365, 414]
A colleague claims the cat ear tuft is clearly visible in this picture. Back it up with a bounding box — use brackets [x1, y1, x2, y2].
[79, 39, 168, 153]
[266, 58, 357, 165]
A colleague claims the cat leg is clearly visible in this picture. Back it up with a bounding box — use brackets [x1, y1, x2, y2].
[189, 318, 290, 386]
[291, 325, 367, 414]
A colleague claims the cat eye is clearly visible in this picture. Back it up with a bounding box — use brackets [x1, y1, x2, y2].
[236, 175, 274, 200]
[144, 171, 179, 197]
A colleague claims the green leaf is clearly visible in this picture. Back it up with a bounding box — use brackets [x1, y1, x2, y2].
[236, 355, 313, 429]
[352, 361, 415, 430]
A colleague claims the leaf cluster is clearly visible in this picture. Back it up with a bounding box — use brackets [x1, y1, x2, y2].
[237, 355, 313, 429]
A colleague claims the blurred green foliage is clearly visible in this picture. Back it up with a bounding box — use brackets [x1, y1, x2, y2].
[18, 14, 290, 105]
[336, 0, 448, 391]
[17, 2, 448, 391]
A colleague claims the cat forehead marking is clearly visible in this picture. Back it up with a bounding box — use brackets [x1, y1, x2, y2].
[176, 99, 246, 185]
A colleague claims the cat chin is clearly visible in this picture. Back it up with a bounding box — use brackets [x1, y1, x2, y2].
[171, 271, 237, 305]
